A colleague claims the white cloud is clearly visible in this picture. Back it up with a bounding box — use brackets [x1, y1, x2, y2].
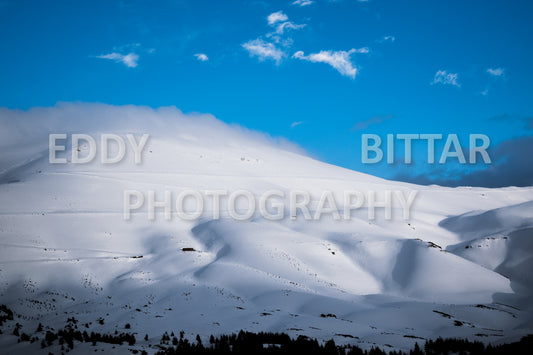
[243, 11, 305, 65]
[352, 115, 393, 130]
[292, 0, 314, 6]
[291, 121, 304, 128]
[0, 103, 306, 174]
[267, 11, 288, 25]
[487, 67, 504, 77]
[266, 11, 305, 35]
[380, 35, 395, 43]
[273, 21, 306, 35]
[194, 53, 209, 62]
[353, 47, 369, 54]
[292, 48, 367, 78]
[96, 52, 139, 68]
[242, 39, 286, 63]
[431, 70, 460, 87]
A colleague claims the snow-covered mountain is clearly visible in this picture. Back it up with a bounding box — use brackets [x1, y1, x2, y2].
[1, 103, 532, 353]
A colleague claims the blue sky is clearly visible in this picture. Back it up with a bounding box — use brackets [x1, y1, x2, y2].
[1, 0, 532, 186]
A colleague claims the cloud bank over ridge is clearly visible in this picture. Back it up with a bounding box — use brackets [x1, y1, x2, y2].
[0, 103, 305, 175]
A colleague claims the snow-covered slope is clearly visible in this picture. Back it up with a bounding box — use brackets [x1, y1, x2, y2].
[1, 103, 532, 353]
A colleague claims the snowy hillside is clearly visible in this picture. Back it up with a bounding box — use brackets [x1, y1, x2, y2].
[1, 103, 533, 353]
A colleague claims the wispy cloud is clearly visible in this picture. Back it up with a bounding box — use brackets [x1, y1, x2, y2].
[267, 11, 288, 25]
[378, 35, 395, 43]
[292, 0, 314, 7]
[267, 35, 294, 47]
[0, 103, 307, 178]
[267, 10, 305, 35]
[291, 121, 304, 128]
[481, 68, 505, 96]
[431, 70, 460, 87]
[489, 113, 533, 130]
[243, 10, 305, 64]
[353, 47, 369, 54]
[487, 67, 505, 77]
[194, 53, 209, 62]
[352, 115, 393, 130]
[96, 52, 139, 68]
[292, 48, 368, 78]
[242, 39, 285, 63]
[273, 21, 306, 35]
